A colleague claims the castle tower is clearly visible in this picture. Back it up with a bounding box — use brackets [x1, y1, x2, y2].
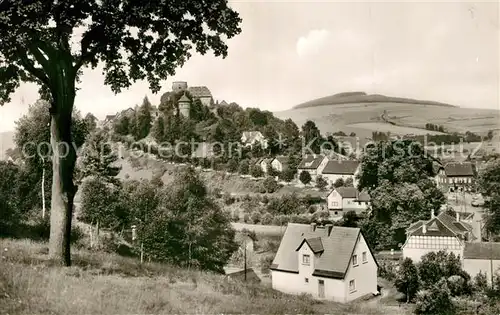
[178, 93, 190, 118]
[172, 81, 188, 93]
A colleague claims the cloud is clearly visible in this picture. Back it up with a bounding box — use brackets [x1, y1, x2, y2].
[296, 29, 330, 57]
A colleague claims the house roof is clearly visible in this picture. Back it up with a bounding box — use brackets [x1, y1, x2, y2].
[296, 237, 324, 253]
[464, 242, 500, 260]
[105, 114, 116, 121]
[322, 160, 360, 175]
[188, 86, 212, 98]
[330, 187, 371, 202]
[444, 162, 475, 177]
[298, 155, 325, 170]
[219, 100, 229, 106]
[178, 94, 191, 103]
[271, 223, 373, 279]
[407, 212, 473, 238]
[255, 157, 273, 165]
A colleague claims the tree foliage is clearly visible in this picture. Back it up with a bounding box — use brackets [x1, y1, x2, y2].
[299, 171, 312, 185]
[478, 160, 500, 234]
[395, 258, 420, 302]
[0, 0, 242, 265]
[139, 168, 238, 272]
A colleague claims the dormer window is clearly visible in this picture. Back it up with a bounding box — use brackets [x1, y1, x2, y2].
[302, 254, 310, 265]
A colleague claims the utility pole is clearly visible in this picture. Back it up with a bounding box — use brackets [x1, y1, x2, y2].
[490, 231, 494, 288]
[244, 237, 247, 282]
[41, 156, 45, 219]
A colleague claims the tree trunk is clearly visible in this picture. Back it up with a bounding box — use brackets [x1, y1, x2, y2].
[48, 96, 76, 266]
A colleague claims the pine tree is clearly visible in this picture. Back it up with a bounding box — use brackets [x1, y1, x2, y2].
[152, 115, 165, 142]
[136, 97, 153, 139]
[79, 128, 121, 186]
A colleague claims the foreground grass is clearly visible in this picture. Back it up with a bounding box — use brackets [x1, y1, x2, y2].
[0, 238, 412, 315]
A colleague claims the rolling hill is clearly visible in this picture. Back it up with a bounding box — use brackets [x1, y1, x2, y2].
[275, 92, 500, 139]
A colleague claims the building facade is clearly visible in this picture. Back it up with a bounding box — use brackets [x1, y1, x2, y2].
[297, 155, 329, 182]
[271, 223, 378, 303]
[326, 187, 370, 217]
[402, 211, 474, 263]
[463, 242, 500, 285]
[321, 160, 360, 187]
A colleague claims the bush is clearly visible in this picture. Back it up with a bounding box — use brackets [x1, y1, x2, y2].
[262, 177, 279, 193]
[279, 168, 295, 182]
[251, 211, 262, 224]
[299, 171, 311, 185]
[261, 212, 273, 225]
[232, 210, 240, 222]
[224, 192, 235, 205]
[315, 176, 328, 191]
[243, 213, 251, 223]
[250, 165, 264, 178]
[415, 279, 455, 315]
[260, 254, 274, 274]
[261, 195, 269, 204]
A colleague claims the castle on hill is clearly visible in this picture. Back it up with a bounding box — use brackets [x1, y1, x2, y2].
[171, 81, 214, 118]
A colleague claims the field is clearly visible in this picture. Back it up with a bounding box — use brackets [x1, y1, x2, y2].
[274, 101, 499, 139]
[348, 122, 446, 136]
[0, 238, 413, 315]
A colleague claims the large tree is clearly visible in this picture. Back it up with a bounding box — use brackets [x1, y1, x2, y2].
[0, 1, 241, 265]
[478, 160, 500, 235]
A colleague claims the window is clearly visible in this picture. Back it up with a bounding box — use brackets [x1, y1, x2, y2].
[332, 202, 338, 207]
[352, 254, 358, 266]
[362, 252, 367, 263]
[349, 280, 356, 292]
[305, 278, 309, 283]
[302, 254, 310, 265]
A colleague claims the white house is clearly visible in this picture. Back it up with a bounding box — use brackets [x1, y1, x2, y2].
[402, 210, 474, 263]
[270, 156, 289, 173]
[241, 131, 268, 149]
[326, 187, 370, 217]
[270, 223, 378, 303]
[321, 160, 360, 187]
[297, 155, 329, 182]
[255, 158, 273, 174]
[463, 242, 500, 285]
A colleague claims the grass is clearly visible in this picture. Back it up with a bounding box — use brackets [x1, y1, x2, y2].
[0, 238, 413, 315]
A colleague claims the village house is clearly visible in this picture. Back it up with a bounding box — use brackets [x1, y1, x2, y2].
[326, 187, 370, 217]
[436, 162, 476, 192]
[321, 160, 360, 187]
[402, 210, 474, 263]
[270, 156, 289, 173]
[463, 242, 500, 285]
[297, 155, 329, 182]
[270, 223, 378, 303]
[255, 158, 273, 174]
[241, 131, 268, 149]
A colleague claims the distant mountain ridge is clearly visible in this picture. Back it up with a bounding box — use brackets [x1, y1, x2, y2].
[294, 92, 458, 109]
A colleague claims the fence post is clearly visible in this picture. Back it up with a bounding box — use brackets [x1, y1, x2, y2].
[140, 242, 144, 264]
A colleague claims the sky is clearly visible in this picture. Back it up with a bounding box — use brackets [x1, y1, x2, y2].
[0, 0, 499, 132]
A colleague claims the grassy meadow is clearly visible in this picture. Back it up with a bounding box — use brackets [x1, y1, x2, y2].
[0, 238, 413, 315]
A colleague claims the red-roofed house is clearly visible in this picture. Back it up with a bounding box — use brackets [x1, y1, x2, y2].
[402, 210, 475, 263]
[270, 223, 378, 303]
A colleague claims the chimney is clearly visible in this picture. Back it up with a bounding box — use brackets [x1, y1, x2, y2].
[325, 223, 333, 236]
[311, 222, 317, 232]
[422, 224, 427, 234]
[431, 209, 435, 219]
[456, 211, 460, 222]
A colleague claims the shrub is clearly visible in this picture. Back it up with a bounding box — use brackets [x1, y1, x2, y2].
[333, 178, 344, 188]
[261, 195, 269, 204]
[260, 254, 274, 274]
[243, 213, 251, 223]
[473, 271, 488, 293]
[415, 279, 455, 315]
[224, 192, 235, 205]
[232, 210, 240, 222]
[279, 168, 295, 182]
[262, 177, 279, 193]
[261, 212, 273, 225]
[250, 165, 264, 178]
[299, 171, 311, 185]
[315, 176, 328, 191]
[250, 211, 262, 224]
